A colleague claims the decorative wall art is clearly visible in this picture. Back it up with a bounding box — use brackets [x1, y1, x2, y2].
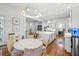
[12, 17, 20, 32]
[12, 17, 20, 25]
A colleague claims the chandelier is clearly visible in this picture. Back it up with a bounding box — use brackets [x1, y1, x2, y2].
[21, 7, 41, 18]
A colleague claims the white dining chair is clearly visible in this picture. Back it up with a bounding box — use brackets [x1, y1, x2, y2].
[7, 33, 14, 53]
[24, 46, 42, 56]
[23, 48, 31, 56]
[15, 35, 20, 42]
[42, 39, 49, 55]
[7, 33, 23, 56]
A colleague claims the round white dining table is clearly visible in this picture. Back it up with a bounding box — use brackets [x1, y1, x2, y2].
[14, 39, 43, 56]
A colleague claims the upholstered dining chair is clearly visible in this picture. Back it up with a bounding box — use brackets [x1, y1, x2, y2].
[35, 38, 48, 56]
[42, 39, 49, 56]
[15, 35, 20, 42]
[23, 46, 42, 56]
[23, 48, 31, 56]
[7, 33, 23, 56]
[7, 33, 15, 53]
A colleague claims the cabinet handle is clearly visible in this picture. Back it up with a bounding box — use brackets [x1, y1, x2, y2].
[71, 45, 72, 48]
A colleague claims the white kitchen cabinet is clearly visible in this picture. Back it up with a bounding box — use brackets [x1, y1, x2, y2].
[65, 33, 71, 53]
[38, 31, 56, 44]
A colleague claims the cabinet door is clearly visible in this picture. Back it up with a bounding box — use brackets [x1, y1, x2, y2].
[65, 37, 71, 52]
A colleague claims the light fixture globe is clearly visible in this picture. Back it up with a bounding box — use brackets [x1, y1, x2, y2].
[21, 7, 41, 18]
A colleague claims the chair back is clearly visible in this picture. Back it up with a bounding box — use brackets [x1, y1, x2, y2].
[23, 48, 31, 56]
[7, 33, 15, 53]
[15, 35, 20, 42]
[42, 39, 49, 47]
[24, 46, 42, 56]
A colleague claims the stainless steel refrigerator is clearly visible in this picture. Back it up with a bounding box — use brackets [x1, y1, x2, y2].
[71, 36, 79, 56]
[71, 28, 79, 56]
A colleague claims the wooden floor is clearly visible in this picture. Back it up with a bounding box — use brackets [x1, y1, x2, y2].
[2, 35, 71, 56]
[45, 35, 71, 56]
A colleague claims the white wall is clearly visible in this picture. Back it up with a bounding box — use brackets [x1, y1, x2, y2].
[25, 17, 42, 32]
[0, 4, 42, 42]
[71, 6, 79, 28]
[0, 4, 26, 43]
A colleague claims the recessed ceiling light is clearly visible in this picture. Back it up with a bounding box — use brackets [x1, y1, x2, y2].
[27, 8, 30, 11]
[47, 20, 51, 23]
[23, 14, 26, 17]
[38, 12, 41, 16]
[22, 10, 25, 13]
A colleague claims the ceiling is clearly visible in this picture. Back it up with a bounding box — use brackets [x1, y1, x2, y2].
[3, 3, 79, 20]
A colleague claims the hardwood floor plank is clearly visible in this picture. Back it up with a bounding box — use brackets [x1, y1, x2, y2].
[46, 35, 71, 56]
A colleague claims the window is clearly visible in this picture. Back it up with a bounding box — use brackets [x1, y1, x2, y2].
[0, 16, 4, 42]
